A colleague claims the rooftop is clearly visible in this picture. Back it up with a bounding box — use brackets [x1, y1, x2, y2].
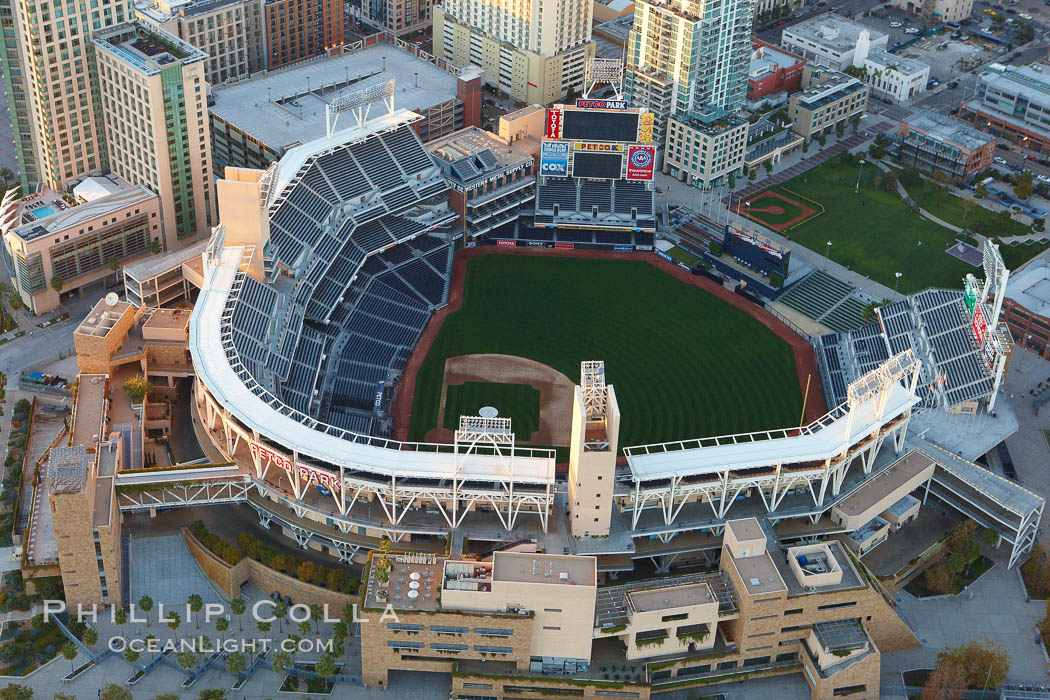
[136, 0, 249, 22]
[76, 300, 134, 338]
[595, 13, 634, 43]
[46, 446, 88, 495]
[847, 516, 889, 545]
[903, 110, 995, 151]
[834, 451, 935, 519]
[728, 549, 788, 597]
[750, 40, 804, 80]
[865, 46, 929, 77]
[143, 307, 191, 331]
[123, 238, 208, 281]
[209, 44, 461, 152]
[979, 63, 1050, 106]
[794, 71, 865, 108]
[93, 21, 207, 74]
[628, 582, 714, 613]
[776, 540, 865, 597]
[727, 517, 764, 542]
[1007, 257, 1050, 317]
[492, 552, 596, 587]
[886, 493, 920, 519]
[595, 571, 738, 628]
[71, 375, 109, 449]
[11, 178, 156, 243]
[367, 553, 443, 611]
[428, 127, 533, 186]
[783, 13, 887, 54]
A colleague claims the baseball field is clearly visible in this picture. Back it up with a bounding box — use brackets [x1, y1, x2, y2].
[406, 254, 806, 449]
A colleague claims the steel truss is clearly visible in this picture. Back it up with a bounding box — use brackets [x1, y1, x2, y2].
[197, 383, 554, 533]
[116, 478, 251, 511]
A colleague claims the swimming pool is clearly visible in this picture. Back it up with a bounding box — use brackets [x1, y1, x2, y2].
[33, 204, 59, 218]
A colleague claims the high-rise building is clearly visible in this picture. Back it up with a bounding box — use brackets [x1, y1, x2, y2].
[433, 0, 594, 104]
[626, 0, 753, 188]
[93, 21, 214, 246]
[1, 0, 133, 191]
[263, 0, 343, 70]
[135, 0, 265, 86]
[352, 0, 434, 34]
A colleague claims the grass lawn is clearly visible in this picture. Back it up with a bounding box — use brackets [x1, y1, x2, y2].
[442, 381, 540, 441]
[898, 178, 1031, 238]
[409, 255, 803, 448]
[667, 246, 701, 266]
[996, 237, 1050, 271]
[776, 156, 975, 294]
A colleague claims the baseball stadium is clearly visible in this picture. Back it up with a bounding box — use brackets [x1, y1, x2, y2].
[106, 85, 1030, 582]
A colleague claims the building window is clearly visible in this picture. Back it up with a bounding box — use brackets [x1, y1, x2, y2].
[817, 601, 857, 611]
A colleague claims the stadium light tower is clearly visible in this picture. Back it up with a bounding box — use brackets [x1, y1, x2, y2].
[325, 79, 396, 137]
[893, 271, 902, 296]
[824, 241, 832, 270]
[582, 58, 624, 101]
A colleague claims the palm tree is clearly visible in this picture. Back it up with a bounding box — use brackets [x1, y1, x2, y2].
[62, 642, 78, 672]
[187, 594, 204, 629]
[138, 595, 154, 628]
[123, 648, 140, 667]
[149, 239, 162, 255]
[0, 168, 14, 188]
[273, 599, 288, 634]
[49, 274, 64, 310]
[225, 651, 247, 679]
[256, 620, 271, 636]
[314, 653, 337, 687]
[7, 293, 22, 313]
[308, 604, 322, 634]
[166, 611, 182, 634]
[230, 597, 246, 632]
[82, 628, 98, 647]
[270, 650, 292, 676]
[114, 608, 128, 639]
[215, 617, 229, 644]
[176, 650, 198, 673]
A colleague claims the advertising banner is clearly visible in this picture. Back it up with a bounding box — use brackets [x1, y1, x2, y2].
[555, 242, 575, 249]
[973, 304, 987, 345]
[636, 245, 653, 251]
[573, 142, 625, 152]
[639, 112, 655, 143]
[614, 245, 633, 252]
[497, 239, 517, 247]
[657, 250, 673, 262]
[626, 146, 656, 181]
[545, 109, 562, 138]
[540, 140, 570, 177]
[575, 99, 629, 110]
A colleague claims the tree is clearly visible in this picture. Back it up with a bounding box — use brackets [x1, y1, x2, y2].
[215, 616, 229, 642]
[123, 374, 153, 405]
[309, 603, 323, 634]
[1034, 217, 1046, 233]
[188, 593, 204, 629]
[61, 642, 78, 672]
[332, 620, 348, 641]
[153, 695, 180, 700]
[100, 686, 131, 700]
[138, 595, 154, 627]
[53, 694, 77, 700]
[975, 184, 989, 199]
[1014, 172, 1034, 200]
[297, 620, 311, 639]
[922, 660, 967, 700]
[817, 133, 827, 148]
[764, 160, 773, 174]
[49, 275, 63, 309]
[869, 142, 886, 159]
[273, 599, 288, 633]
[124, 647, 140, 666]
[270, 650, 292, 675]
[0, 168, 14, 187]
[296, 560, 315, 583]
[315, 653, 337, 684]
[108, 257, 121, 274]
[149, 239, 162, 255]
[0, 685, 31, 700]
[7, 293, 22, 313]
[937, 638, 1010, 690]
[231, 596, 246, 632]
[225, 651, 247, 677]
[197, 692, 226, 700]
[167, 611, 182, 633]
[256, 620, 271, 635]
[924, 562, 955, 595]
[81, 628, 98, 647]
[177, 651, 198, 673]
[881, 171, 898, 193]
[748, 169, 757, 182]
[114, 607, 128, 638]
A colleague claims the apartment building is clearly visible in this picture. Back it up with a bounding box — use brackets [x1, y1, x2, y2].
[664, 114, 749, 188]
[748, 39, 806, 109]
[263, 0, 343, 70]
[861, 47, 928, 104]
[433, 0, 594, 104]
[896, 110, 996, 182]
[886, 0, 973, 22]
[2, 175, 162, 314]
[93, 22, 214, 246]
[0, 0, 132, 190]
[788, 67, 869, 143]
[962, 63, 1050, 156]
[625, 0, 753, 147]
[754, 0, 801, 20]
[353, 0, 434, 34]
[781, 13, 888, 71]
[135, 0, 265, 85]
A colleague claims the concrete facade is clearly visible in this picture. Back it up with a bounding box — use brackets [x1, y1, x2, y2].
[788, 66, 869, 143]
[887, 0, 973, 23]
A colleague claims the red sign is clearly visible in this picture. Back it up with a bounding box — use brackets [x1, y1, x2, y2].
[545, 109, 562, 139]
[555, 242, 575, 249]
[973, 304, 987, 346]
[626, 146, 656, 181]
[497, 239, 517, 247]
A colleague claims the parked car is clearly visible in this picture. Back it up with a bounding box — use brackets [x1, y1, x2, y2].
[890, 20, 904, 27]
[1020, 11, 1033, 18]
[984, 8, 997, 14]
[904, 26, 921, 34]
[947, 80, 959, 89]
[1038, 174, 1050, 184]
[994, 156, 1008, 164]
[997, 143, 1012, 151]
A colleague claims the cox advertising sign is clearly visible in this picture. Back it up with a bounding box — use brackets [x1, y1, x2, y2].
[540, 141, 570, 177]
[626, 146, 656, 181]
[575, 99, 628, 110]
[545, 108, 562, 138]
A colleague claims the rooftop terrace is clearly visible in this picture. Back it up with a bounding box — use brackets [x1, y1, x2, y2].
[93, 21, 207, 74]
[492, 551, 596, 587]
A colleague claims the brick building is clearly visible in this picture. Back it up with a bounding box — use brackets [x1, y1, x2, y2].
[747, 39, 805, 110]
[1003, 258, 1050, 359]
[264, 0, 343, 70]
[896, 110, 996, 183]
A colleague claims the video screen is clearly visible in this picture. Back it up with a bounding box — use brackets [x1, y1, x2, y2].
[573, 151, 623, 179]
[561, 110, 639, 142]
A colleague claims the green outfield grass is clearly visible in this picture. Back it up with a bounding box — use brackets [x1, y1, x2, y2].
[408, 255, 804, 448]
[442, 382, 540, 441]
[776, 155, 974, 294]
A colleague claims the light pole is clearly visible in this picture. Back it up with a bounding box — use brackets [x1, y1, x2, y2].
[855, 159, 866, 194]
[824, 240, 832, 270]
[893, 271, 902, 296]
[1017, 334, 1033, 372]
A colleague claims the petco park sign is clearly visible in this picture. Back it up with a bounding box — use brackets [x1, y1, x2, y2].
[249, 440, 342, 492]
[575, 99, 628, 110]
[573, 142, 624, 152]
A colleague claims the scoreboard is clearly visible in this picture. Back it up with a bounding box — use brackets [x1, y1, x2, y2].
[546, 105, 654, 144]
